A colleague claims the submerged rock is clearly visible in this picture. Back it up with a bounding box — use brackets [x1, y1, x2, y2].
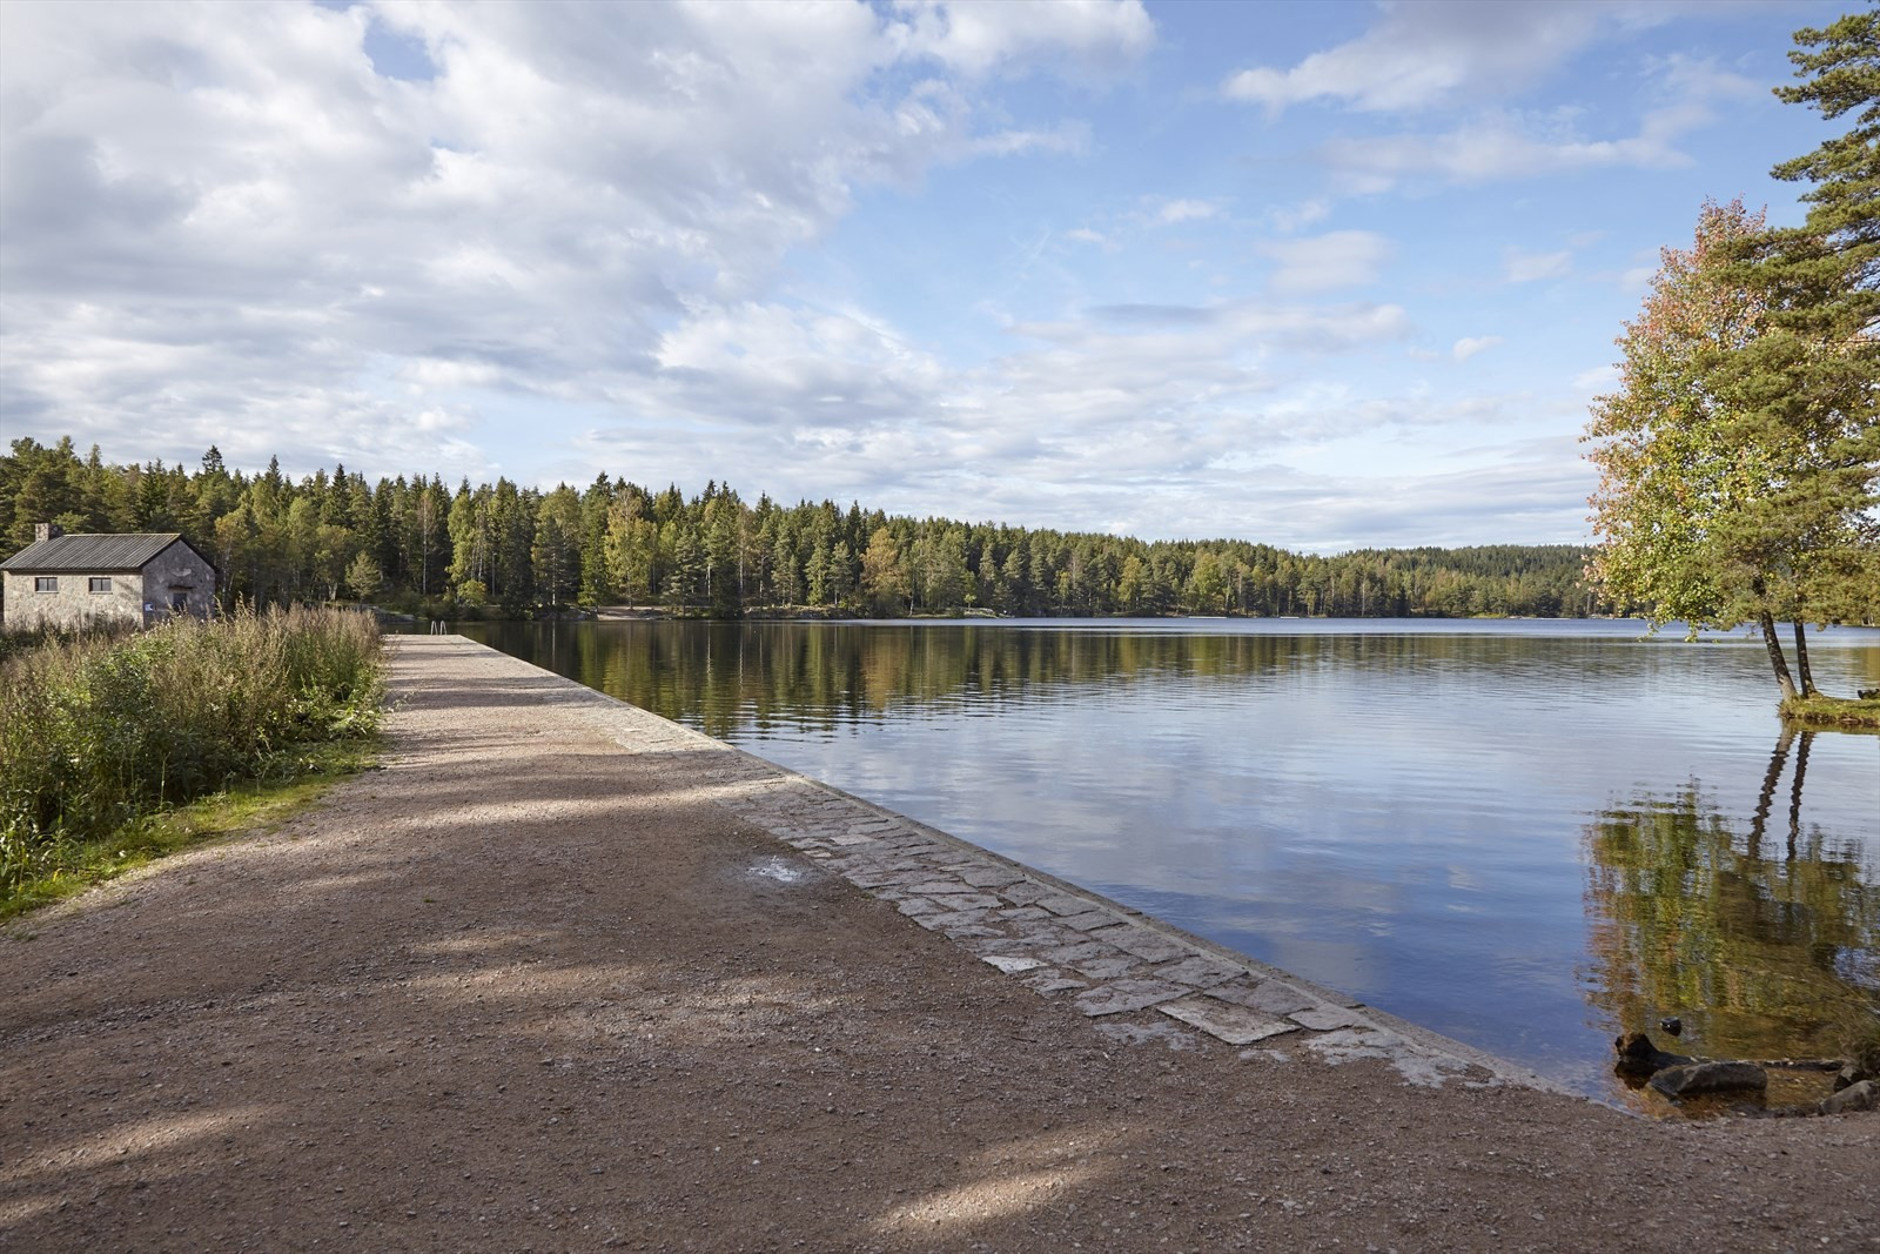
[1649, 1061, 1768, 1099]
[1614, 1032, 1694, 1078]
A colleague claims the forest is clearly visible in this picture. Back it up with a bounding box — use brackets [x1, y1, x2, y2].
[2, 436, 1603, 621]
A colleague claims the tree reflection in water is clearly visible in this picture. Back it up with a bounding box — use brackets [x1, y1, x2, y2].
[1582, 730, 1879, 1066]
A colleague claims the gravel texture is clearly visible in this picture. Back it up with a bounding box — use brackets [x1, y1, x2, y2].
[1, 635, 1875, 1252]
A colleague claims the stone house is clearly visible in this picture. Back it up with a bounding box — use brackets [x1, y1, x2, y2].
[1, 524, 218, 631]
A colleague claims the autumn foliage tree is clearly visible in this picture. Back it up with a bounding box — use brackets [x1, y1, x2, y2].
[1586, 10, 1879, 703]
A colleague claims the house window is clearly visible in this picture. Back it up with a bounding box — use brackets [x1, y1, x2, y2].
[170, 589, 189, 612]
[34, 576, 57, 593]
[89, 577, 113, 594]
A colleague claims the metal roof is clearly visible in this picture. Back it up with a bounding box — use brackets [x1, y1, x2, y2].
[1, 533, 200, 573]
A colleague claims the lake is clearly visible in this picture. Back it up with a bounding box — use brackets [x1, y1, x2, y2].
[459, 617, 1880, 1106]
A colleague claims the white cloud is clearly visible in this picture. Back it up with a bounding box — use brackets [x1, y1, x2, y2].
[1504, 248, 1572, 283]
[1320, 108, 1698, 190]
[1064, 227, 1109, 246]
[1156, 198, 1221, 225]
[1452, 336, 1503, 362]
[1311, 53, 1759, 191]
[1269, 199, 1331, 233]
[1573, 363, 1621, 392]
[1221, 1, 1633, 115]
[967, 121, 1092, 158]
[557, 293, 1425, 537]
[894, 0, 1155, 80]
[1258, 231, 1393, 295]
[0, 0, 1151, 480]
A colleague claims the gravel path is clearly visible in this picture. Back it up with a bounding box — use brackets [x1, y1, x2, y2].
[2, 635, 1875, 1252]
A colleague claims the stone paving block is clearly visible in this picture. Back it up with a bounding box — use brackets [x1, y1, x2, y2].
[1060, 911, 1126, 933]
[990, 906, 1050, 924]
[1074, 979, 1185, 1017]
[998, 882, 1053, 906]
[1205, 979, 1316, 1017]
[1041, 940, 1118, 965]
[1289, 1005, 1373, 1032]
[1024, 974, 1088, 995]
[923, 892, 1004, 911]
[895, 897, 944, 917]
[981, 954, 1046, 975]
[845, 869, 925, 888]
[943, 925, 1005, 940]
[924, 909, 992, 930]
[1011, 923, 1083, 949]
[956, 865, 1026, 889]
[1105, 930, 1193, 964]
[1070, 956, 1143, 981]
[1153, 955, 1242, 989]
[1037, 893, 1102, 917]
[1157, 996, 1301, 1045]
[829, 833, 879, 847]
[954, 936, 1032, 955]
[865, 862, 930, 878]
[906, 879, 972, 896]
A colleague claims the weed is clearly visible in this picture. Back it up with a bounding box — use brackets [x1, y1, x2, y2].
[0, 606, 382, 906]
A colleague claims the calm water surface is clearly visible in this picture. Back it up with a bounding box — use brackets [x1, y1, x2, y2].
[461, 618, 1880, 1104]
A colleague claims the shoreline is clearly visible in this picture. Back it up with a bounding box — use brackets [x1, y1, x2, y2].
[3, 634, 1875, 1251]
[476, 633, 1557, 1095]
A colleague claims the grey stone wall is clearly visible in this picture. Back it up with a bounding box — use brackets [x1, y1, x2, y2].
[1, 570, 141, 631]
[1, 543, 216, 631]
[138, 544, 217, 623]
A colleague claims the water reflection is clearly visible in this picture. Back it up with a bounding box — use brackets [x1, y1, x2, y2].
[493, 620, 1684, 738]
[1582, 729, 1878, 1074]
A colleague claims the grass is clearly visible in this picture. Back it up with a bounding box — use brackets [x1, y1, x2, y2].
[1779, 691, 1880, 730]
[0, 735, 377, 923]
[1, 606, 383, 912]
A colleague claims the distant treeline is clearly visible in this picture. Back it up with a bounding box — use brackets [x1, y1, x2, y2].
[3, 437, 1604, 620]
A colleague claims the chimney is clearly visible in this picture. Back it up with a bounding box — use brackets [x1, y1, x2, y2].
[35, 522, 62, 543]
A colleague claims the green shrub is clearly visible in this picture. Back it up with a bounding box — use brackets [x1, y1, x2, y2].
[0, 606, 381, 893]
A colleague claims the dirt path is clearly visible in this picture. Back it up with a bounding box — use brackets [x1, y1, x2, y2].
[2, 636, 1875, 1252]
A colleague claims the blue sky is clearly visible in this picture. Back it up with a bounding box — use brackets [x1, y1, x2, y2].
[0, 0, 1853, 549]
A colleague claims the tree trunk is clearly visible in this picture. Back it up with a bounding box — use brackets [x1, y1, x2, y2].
[1759, 609, 1799, 700]
[1791, 620, 1817, 696]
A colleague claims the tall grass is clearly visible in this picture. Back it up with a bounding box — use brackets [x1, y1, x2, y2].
[0, 607, 382, 893]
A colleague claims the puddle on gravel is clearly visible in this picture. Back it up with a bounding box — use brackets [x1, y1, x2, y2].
[746, 856, 812, 885]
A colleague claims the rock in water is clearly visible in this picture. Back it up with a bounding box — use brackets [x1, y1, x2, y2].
[1614, 1032, 1694, 1077]
[1649, 1061, 1768, 1099]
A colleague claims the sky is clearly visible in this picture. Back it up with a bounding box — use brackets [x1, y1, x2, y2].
[0, 0, 1855, 550]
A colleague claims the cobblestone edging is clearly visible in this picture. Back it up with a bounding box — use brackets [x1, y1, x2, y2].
[422, 637, 1556, 1092]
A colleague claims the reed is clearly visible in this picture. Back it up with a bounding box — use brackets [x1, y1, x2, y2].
[0, 607, 382, 895]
